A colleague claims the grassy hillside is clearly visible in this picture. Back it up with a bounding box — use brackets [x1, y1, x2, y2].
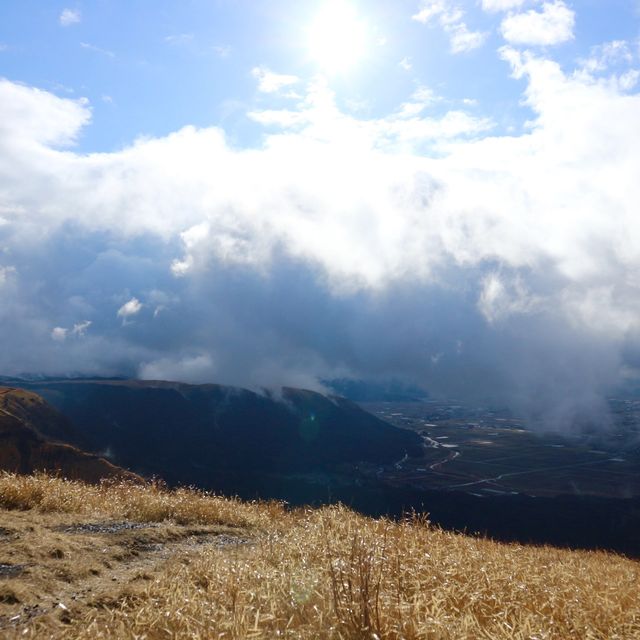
[0, 388, 140, 484]
[0, 474, 638, 639]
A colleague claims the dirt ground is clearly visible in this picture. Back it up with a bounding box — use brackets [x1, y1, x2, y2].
[0, 508, 251, 633]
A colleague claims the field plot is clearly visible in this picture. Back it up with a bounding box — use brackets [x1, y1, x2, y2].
[360, 400, 640, 498]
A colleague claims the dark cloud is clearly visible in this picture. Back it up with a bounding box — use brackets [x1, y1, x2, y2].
[0, 53, 639, 434]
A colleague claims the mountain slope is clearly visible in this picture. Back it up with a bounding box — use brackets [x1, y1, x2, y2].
[0, 387, 140, 483]
[16, 379, 422, 488]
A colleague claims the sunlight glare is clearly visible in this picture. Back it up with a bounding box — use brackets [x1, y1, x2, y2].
[308, 0, 368, 74]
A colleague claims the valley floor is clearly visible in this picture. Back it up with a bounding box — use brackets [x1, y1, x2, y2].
[0, 473, 638, 639]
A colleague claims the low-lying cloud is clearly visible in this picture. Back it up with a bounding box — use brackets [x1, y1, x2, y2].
[1, 45, 639, 433]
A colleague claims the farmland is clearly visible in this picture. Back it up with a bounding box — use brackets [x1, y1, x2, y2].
[359, 399, 640, 499]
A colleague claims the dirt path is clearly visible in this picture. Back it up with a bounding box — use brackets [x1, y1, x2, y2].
[0, 510, 253, 632]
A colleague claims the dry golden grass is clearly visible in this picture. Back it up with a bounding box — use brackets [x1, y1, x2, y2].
[0, 508, 239, 626]
[1, 474, 638, 639]
[0, 472, 281, 529]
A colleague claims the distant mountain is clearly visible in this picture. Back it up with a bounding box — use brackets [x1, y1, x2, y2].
[323, 378, 429, 402]
[0, 387, 140, 483]
[14, 379, 422, 490]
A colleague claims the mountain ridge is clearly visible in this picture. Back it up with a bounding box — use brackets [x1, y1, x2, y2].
[11, 378, 423, 488]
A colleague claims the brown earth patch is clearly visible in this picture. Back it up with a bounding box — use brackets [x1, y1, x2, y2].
[0, 508, 251, 633]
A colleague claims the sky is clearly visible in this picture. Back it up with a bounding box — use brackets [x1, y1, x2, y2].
[1, 1, 640, 431]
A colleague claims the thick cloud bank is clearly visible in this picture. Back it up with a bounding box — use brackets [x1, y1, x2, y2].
[1, 49, 640, 432]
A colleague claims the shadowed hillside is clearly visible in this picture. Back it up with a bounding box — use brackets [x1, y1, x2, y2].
[0, 387, 140, 483]
[15, 379, 422, 488]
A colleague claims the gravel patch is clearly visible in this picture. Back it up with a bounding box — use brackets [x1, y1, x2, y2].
[212, 534, 252, 547]
[0, 563, 26, 578]
[55, 521, 156, 535]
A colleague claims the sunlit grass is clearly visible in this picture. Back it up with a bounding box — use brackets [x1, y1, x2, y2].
[0, 472, 281, 529]
[1, 473, 638, 639]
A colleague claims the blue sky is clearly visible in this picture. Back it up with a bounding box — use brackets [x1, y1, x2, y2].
[1, 1, 637, 150]
[1, 1, 640, 431]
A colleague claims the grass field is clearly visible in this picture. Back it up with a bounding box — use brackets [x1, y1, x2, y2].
[0, 473, 638, 639]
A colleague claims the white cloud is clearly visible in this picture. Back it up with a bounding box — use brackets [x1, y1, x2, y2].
[399, 57, 413, 71]
[1, 57, 640, 419]
[448, 22, 488, 54]
[117, 298, 143, 319]
[0, 266, 15, 285]
[247, 80, 491, 157]
[51, 327, 67, 342]
[479, 273, 541, 323]
[164, 33, 194, 46]
[396, 86, 438, 118]
[247, 108, 306, 128]
[50, 320, 91, 342]
[618, 70, 639, 91]
[481, 0, 528, 12]
[501, 1, 575, 46]
[251, 66, 299, 94]
[3, 68, 639, 310]
[71, 320, 91, 336]
[80, 42, 115, 58]
[171, 222, 210, 276]
[575, 40, 639, 93]
[412, 0, 449, 24]
[0, 79, 90, 147]
[59, 8, 81, 27]
[580, 40, 634, 74]
[412, 1, 487, 54]
[139, 354, 215, 383]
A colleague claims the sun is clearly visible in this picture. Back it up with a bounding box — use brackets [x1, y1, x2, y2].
[307, 1, 369, 74]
